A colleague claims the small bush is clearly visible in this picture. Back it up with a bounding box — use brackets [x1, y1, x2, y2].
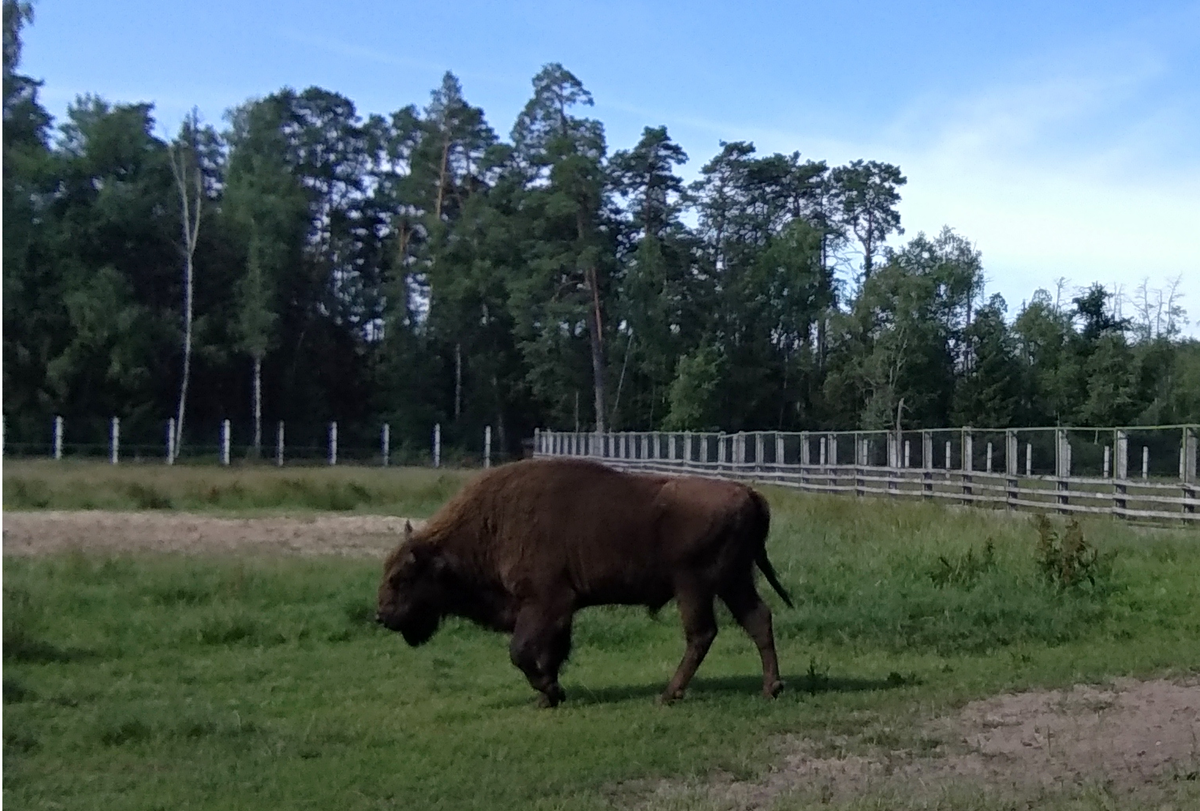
[1033, 516, 1114, 592]
[930, 539, 997, 588]
[124, 482, 173, 510]
[5, 478, 51, 508]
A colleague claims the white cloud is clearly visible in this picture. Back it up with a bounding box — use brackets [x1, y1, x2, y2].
[665, 32, 1200, 335]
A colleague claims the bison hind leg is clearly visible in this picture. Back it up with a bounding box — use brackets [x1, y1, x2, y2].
[720, 576, 784, 699]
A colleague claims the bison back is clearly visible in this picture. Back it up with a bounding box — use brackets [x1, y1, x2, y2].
[438, 459, 766, 605]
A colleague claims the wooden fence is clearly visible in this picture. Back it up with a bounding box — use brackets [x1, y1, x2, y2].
[533, 425, 1199, 525]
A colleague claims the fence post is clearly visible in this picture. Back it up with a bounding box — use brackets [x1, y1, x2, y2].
[52, 415, 64, 460]
[801, 432, 811, 466]
[1055, 428, 1069, 513]
[854, 433, 865, 497]
[276, 421, 285, 467]
[986, 442, 994, 474]
[1142, 446, 1149, 480]
[1002, 431, 1017, 509]
[775, 433, 784, 468]
[1103, 445, 1111, 479]
[755, 433, 764, 471]
[1183, 427, 1197, 517]
[110, 417, 120, 465]
[167, 418, 175, 464]
[1182, 427, 1197, 484]
[382, 423, 390, 467]
[1026, 443, 1033, 477]
[485, 425, 492, 469]
[944, 440, 951, 471]
[904, 440, 911, 469]
[922, 431, 933, 471]
[220, 419, 230, 466]
[433, 423, 441, 468]
[1114, 430, 1128, 518]
[828, 434, 838, 492]
[962, 429, 974, 504]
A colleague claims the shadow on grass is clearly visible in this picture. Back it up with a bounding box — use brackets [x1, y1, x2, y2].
[3, 636, 99, 664]
[489, 672, 913, 709]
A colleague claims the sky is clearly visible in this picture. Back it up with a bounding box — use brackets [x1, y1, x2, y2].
[21, 0, 1200, 335]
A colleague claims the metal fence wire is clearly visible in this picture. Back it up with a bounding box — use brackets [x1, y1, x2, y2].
[2, 416, 511, 469]
[534, 425, 1200, 525]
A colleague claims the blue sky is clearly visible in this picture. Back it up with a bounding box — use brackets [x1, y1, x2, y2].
[22, 0, 1200, 335]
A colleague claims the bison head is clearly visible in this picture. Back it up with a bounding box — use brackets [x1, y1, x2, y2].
[376, 522, 447, 646]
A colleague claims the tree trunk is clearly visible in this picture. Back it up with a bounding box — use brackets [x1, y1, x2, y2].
[252, 354, 263, 457]
[175, 250, 193, 457]
[169, 113, 202, 458]
[586, 266, 607, 433]
[454, 342, 462, 421]
[435, 139, 450, 219]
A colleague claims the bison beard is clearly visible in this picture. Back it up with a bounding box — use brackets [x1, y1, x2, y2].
[377, 458, 793, 708]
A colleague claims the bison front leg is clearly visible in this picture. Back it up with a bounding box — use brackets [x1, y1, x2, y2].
[660, 587, 717, 704]
[509, 606, 573, 708]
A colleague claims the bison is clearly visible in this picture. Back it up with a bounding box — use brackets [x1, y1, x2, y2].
[376, 457, 793, 707]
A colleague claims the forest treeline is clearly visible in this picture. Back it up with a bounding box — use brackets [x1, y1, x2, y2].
[4, 3, 1198, 456]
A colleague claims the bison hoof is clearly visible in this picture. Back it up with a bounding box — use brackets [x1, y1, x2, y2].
[763, 679, 785, 699]
[537, 684, 566, 708]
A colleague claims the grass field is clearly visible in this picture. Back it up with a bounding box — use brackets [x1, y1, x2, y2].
[4, 462, 1200, 810]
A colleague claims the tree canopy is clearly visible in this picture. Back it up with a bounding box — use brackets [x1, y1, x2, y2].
[4, 5, 1196, 457]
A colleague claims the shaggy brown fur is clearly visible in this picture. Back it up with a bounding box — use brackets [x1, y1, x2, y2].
[376, 457, 792, 707]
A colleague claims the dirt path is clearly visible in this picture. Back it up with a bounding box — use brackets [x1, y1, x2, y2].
[2, 511, 421, 557]
[646, 677, 1200, 808]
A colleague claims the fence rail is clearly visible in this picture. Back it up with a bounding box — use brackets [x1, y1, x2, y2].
[533, 426, 1200, 525]
[2, 416, 505, 470]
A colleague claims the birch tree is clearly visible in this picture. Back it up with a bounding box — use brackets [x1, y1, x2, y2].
[167, 108, 204, 460]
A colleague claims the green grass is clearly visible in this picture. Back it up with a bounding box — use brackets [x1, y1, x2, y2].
[2, 460, 471, 514]
[4, 467, 1200, 810]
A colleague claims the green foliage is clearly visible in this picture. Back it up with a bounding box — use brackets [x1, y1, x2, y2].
[3, 461, 471, 514]
[1033, 515, 1113, 592]
[3, 0, 1199, 450]
[929, 539, 997, 588]
[663, 344, 725, 431]
[3, 487, 1199, 810]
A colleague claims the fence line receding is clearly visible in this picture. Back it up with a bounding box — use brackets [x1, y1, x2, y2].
[533, 425, 1200, 525]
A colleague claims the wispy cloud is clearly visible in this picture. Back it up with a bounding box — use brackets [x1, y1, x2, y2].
[276, 29, 529, 92]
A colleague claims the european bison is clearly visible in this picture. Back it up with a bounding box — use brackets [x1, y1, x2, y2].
[376, 457, 793, 707]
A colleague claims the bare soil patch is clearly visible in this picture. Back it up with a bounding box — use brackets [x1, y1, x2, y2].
[2, 511, 420, 557]
[645, 678, 1200, 808]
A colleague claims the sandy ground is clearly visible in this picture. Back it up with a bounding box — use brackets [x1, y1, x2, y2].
[646, 677, 1200, 808]
[1, 510, 421, 558]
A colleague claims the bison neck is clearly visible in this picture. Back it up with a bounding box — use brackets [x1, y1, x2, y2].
[440, 568, 519, 633]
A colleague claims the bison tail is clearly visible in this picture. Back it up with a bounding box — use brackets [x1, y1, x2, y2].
[749, 490, 794, 609]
